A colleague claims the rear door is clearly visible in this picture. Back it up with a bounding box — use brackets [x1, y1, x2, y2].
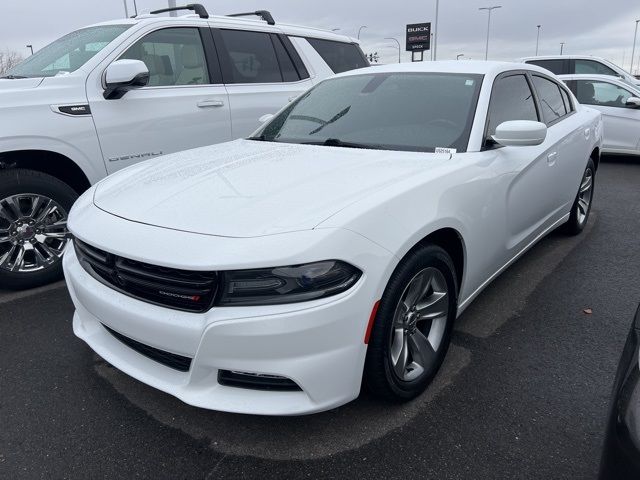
[213, 28, 314, 138]
[87, 25, 231, 174]
[529, 74, 586, 212]
[567, 78, 640, 153]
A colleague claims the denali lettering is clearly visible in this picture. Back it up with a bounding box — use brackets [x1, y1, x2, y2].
[108, 152, 163, 162]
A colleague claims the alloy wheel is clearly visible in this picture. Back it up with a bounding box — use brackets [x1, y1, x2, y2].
[577, 167, 594, 225]
[389, 267, 449, 382]
[0, 194, 70, 273]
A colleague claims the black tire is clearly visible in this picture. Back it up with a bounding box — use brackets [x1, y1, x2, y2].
[0, 169, 78, 290]
[563, 158, 595, 236]
[364, 244, 458, 401]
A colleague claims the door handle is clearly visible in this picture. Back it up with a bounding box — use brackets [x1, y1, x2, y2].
[197, 99, 225, 108]
[547, 152, 558, 166]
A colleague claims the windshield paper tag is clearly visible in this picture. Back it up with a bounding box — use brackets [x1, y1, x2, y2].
[435, 147, 457, 154]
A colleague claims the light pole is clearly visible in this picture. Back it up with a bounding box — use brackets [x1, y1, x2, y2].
[479, 6, 501, 61]
[385, 37, 402, 63]
[433, 0, 439, 60]
[560, 42, 565, 55]
[123, 0, 129, 17]
[26, 45, 33, 55]
[456, 53, 464, 60]
[357, 26, 367, 40]
[631, 20, 640, 76]
[535, 25, 541, 56]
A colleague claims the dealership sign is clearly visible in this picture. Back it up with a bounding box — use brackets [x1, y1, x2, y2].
[406, 22, 431, 52]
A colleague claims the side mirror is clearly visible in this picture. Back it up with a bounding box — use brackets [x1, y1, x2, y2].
[259, 114, 274, 124]
[625, 96, 640, 108]
[492, 120, 547, 147]
[103, 60, 149, 100]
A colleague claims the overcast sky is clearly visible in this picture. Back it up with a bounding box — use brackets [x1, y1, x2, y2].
[2, 0, 640, 73]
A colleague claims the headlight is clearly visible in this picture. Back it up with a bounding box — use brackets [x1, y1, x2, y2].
[218, 260, 362, 306]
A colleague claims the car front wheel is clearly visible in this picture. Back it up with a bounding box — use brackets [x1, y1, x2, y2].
[0, 169, 77, 290]
[364, 244, 458, 401]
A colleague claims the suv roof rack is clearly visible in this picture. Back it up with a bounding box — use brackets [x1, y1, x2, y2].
[149, 3, 209, 19]
[227, 10, 276, 26]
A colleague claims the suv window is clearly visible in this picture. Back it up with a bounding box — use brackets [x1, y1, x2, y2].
[219, 30, 283, 84]
[121, 28, 209, 86]
[570, 79, 634, 108]
[526, 59, 565, 75]
[487, 74, 538, 136]
[306, 38, 368, 73]
[574, 59, 617, 76]
[532, 75, 567, 124]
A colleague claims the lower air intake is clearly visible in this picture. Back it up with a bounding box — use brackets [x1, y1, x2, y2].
[103, 324, 192, 372]
[218, 370, 302, 391]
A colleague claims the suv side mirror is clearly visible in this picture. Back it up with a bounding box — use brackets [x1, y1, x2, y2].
[625, 96, 640, 108]
[103, 60, 149, 100]
[492, 120, 547, 147]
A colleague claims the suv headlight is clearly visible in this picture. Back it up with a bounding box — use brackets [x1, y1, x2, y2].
[218, 260, 362, 306]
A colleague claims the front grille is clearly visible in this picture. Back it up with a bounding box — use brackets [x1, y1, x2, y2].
[74, 239, 218, 313]
[102, 324, 192, 372]
[218, 370, 302, 391]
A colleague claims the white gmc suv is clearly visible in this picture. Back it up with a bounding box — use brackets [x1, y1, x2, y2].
[0, 4, 368, 289]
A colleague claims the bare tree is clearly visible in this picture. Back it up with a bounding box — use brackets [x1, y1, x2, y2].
[0, 51, 24, 75]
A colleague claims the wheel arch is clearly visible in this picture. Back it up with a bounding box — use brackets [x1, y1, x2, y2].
[591, 147, 600, 171]
[405, 227, 466, 294]
[0, 149, 91, 194]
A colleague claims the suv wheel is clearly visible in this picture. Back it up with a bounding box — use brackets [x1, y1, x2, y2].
[0, 169, 77, 290]
[364, 244, 458, 401]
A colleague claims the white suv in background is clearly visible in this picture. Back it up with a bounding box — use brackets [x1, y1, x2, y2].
[0, 4, 368, 289]
[520, 55, 640, 88]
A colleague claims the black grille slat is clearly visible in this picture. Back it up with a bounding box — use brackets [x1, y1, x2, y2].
[102, 324, 192, 372]
[74, 240, 218, 313]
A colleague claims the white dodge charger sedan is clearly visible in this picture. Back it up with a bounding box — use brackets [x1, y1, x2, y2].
[64, 61, 602, 415]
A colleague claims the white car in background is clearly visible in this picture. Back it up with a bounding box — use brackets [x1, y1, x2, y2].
[560, 74, 640, 156]
[520, 55, 640, 88]
[0, 3, 368, 289]
[64, 61, 602, 415]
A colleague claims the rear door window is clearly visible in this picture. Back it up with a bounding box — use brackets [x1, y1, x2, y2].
[532, 75, 568, 124]
[219, 29, 283, 84]
[526, 59, 566, 75]
[305, 38, 369, 73]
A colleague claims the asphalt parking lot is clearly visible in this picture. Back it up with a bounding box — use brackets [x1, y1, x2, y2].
[1, 156, 639, 480]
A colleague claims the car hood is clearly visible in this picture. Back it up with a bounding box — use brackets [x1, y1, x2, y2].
[93, 139, 451, 237]
[0, 77, 44, 90]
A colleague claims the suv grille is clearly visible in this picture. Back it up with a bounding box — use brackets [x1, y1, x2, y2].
[103, 324, 192, 372]
[74, 239, 218, 313]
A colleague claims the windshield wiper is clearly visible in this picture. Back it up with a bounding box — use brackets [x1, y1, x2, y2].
[0, 75, 29, 79]
[308, 106, 351, 135]
[302, 138, 381, 150]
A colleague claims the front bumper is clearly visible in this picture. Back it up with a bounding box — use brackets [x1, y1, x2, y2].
[63, 219, 394, 415]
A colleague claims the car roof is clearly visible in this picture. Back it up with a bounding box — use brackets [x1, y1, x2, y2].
[520, 55, 607, 61]
[87, 15, 357, 43]
[333, 60, 552, 78]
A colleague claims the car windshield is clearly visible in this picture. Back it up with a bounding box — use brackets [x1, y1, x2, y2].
[254, 72, 483, 152]
[4, 25, 131, 78]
